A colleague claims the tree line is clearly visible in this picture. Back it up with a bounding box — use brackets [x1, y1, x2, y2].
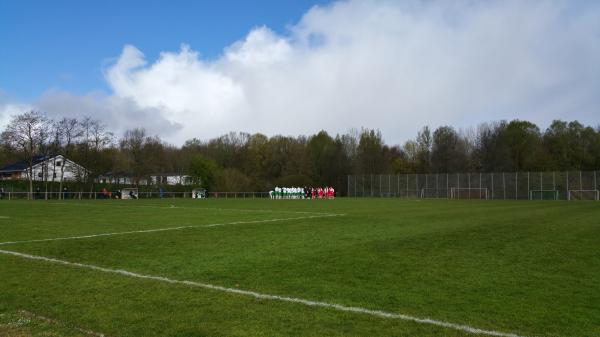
[1, 111, 599, 196]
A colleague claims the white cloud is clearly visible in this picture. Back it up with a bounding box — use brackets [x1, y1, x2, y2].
[2, 0, 600, 144]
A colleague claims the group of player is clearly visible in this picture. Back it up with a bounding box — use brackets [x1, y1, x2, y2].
[270, 186, 335, 200]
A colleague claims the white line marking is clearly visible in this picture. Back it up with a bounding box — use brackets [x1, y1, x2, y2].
[48, 202, 338, 216]
[0, 214, 343, 246]
[0, 248, 525, 337]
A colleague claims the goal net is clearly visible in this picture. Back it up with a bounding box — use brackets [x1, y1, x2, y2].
[568, 190, 599, 201]
[529, 190, 559, 200]
[450, 187, 488, 200]
[121, 188, 139, 200]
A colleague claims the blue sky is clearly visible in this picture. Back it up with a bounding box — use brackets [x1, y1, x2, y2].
[1, 0, 599, 145]
[0, 0, 325, 101]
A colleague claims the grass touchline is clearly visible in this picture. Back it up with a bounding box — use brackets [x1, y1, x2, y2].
[0, 248, 525, 337]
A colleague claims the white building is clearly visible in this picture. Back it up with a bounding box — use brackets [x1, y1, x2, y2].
[150, 173, 194, 186]
[0, 155, 87, 182]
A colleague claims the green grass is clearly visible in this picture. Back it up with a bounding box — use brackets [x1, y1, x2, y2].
[1, 198, 599, 336]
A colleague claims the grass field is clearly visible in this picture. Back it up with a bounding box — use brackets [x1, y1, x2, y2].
[0, 198, 599, 337]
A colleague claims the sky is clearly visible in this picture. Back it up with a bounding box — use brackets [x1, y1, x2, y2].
[1, 0, 599, 145]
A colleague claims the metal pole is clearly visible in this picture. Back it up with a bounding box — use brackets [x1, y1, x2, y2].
[446, 173, 449, 199]
[479, 172, 482, 199]
[388, 174, 391, 196]
[362, 175, 365, 197]
[527, 172, 530, 200]
[415, 174, 418, 197]
[406, 174, 409, 198]
[468, 173, 471, 199]
[457, 173, 460, 199]
[515, 172, 518, 200]
[436, 174, 439, 198]
[347, 175, 350, 197]
[567, 171, 570, 200]
[502, 172, 506, 200]
[595, 171, 598, 201]
[491, 173, 494, 200]
[553, 171, 556, 200]
[540, 172, 543, 200]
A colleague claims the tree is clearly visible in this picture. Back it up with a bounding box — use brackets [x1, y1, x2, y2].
[431, 126, 468, 173]
[415, 126, 432, 172]
[356, 128, 385, 174]
[0, 111, 50, 199]
[188, 154, 219, 190]
[504, 120, 541, 171]
[53, 118, 83, 198]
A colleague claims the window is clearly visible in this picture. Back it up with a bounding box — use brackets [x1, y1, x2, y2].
[37, 172, 43, 178]
[56, 161, 62, 167]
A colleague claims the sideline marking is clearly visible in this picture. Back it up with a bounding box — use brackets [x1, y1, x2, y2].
[0, 216, 10, 219]
[0, 214, 344, 246]
[47, 202, 340, 216]
[0, 248, 524, 337]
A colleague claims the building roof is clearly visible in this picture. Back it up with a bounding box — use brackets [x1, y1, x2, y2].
[0, 155, 52, 173]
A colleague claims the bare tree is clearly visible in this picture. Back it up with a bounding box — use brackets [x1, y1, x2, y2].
[1, 111, 50, 199]
[53, 118, 82, 198]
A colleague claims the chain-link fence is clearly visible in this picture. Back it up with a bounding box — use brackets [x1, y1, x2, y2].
[347, 171, 600, 200]
[0, 191, 271, 200]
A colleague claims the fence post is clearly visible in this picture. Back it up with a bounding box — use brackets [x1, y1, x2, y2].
[527, 172, 530, 200]
[595, 171, 598, 201]
[502, 172, 505, 200]
[347, 175, 350, 197]
[446, 173, 449, 199]
[567, 171, 570, 200]
[491, 173, 494, 200]
[515, 172, 518, 200]
[540, 172, 543, 200]
[468, 173, 471, 199]
[553, 171, 556, 200]
[415, 174, 418, 198]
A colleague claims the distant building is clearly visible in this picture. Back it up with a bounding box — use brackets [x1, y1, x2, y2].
[150, 173, 194, 186]
[97, 172, 193, 186]
[0, 155, 87, 182]
[97, 171, 137, 185]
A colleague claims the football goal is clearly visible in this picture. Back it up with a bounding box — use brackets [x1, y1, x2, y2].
[450, 187, 488, 200]
[121, 188, 139, 200]
[568, 190, 599, 201]
[529, 190, 559, 200]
